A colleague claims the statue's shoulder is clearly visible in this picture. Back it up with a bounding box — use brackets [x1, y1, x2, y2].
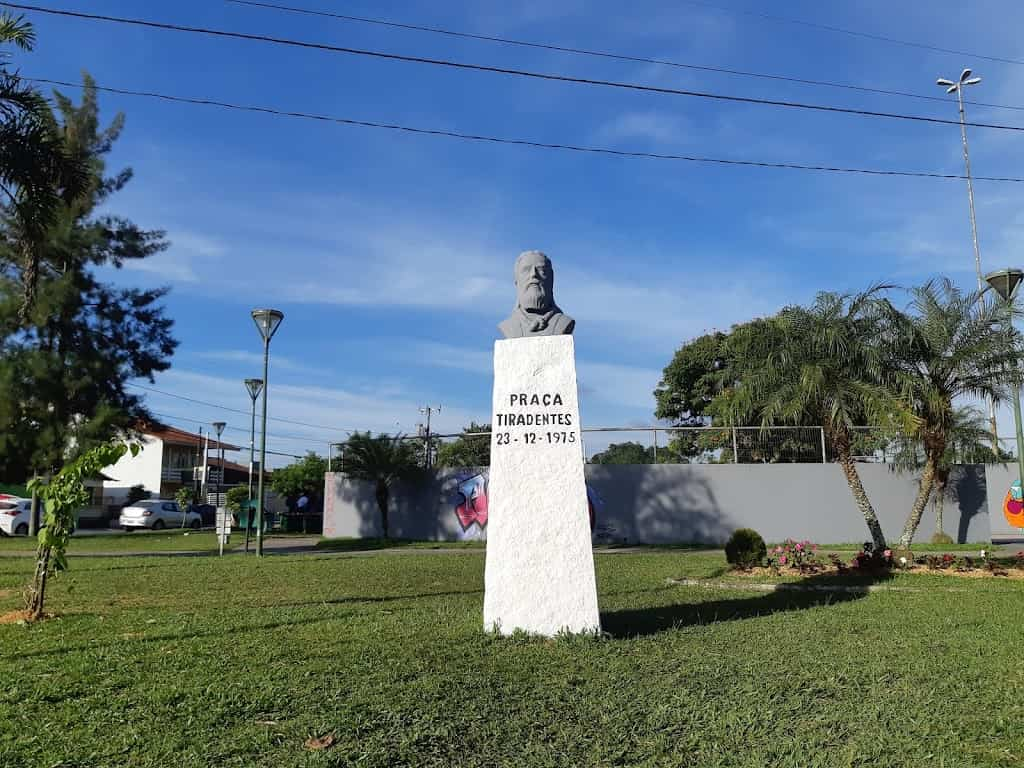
[551, 312, 575, 335]
[498, 314, 520, 339]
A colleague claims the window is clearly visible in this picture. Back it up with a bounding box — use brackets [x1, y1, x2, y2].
[162, 502, 177, 512]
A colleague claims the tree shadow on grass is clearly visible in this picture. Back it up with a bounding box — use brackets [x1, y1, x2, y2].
[601, 571, 895, 639]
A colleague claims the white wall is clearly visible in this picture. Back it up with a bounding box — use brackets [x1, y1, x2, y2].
[103, 435, 164, 496]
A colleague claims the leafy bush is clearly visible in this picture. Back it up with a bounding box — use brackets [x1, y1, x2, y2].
[225, 486, 250, 514]
[767, 539, 821, 573]
[175, 486, 193, 511]
[724, 528, 766, 569]
[930, 531, 954, 545]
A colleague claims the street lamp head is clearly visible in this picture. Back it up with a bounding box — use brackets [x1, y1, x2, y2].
[984, 268, 1024, 302]
[960, 68, 973, 83]
[251, 308, 284, 342]
[936, 77, 956, 87]
[244, 378, 264, 401]
[212, 421, 227, 438]
[963, 76, 982, 86]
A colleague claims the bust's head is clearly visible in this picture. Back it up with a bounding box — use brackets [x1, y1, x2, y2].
[515, 250, 555, 313]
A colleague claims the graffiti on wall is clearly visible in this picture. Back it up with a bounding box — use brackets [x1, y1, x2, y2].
[1004, 480, 1024, 529]
[451, 469, 603, 541]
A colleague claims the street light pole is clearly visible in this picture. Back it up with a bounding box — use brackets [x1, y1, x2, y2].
[984, 269, 1024, 493]
[212, 421, 226, 555]
[938, 68, 998, 452]
[244, 378, 264, 554]
[252, 308, 284, 558]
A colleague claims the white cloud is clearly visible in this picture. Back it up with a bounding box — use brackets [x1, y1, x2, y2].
[123, 252, 199, 283]
[192, 349, 327, 375]
[595, 111, 691, 147]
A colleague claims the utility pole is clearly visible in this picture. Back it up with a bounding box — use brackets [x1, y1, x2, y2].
[194, 427, 203, 504]
[937, 68, 999, 453]
[201, 429, 210, 503]
[419, 405, 441, 468]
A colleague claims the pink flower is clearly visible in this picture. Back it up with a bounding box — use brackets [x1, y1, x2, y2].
[779, 555, 788, 565]
[795, 542, 804, 551]
[883, 549, 892, 558]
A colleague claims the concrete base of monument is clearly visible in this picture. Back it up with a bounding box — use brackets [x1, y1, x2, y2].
[483, 335, 601, 637]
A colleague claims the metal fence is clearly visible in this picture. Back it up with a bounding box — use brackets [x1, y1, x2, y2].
[365, 426, 939, 466]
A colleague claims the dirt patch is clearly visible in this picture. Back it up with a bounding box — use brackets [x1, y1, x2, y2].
[0, 588, 17, 599]
[0, 609, 30, 624]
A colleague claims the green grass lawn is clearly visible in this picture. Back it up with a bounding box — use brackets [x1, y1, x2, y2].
[1, 551, 1022, 767]
[0, 529, 224, 554]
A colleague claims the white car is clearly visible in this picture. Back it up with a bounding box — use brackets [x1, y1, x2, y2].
[0, 498, 34, 536]
[119, 499, 201, 531]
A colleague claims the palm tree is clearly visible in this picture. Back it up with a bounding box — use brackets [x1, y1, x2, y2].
[341, 432, 420, 539]
[885, 280, 1019, 548]
[890, 406, 1004, 541]
[719, 288, 898, 550]
[0, 12, 87, 320]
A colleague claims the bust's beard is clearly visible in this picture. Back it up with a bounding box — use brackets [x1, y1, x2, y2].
[519, 284, 550, 312]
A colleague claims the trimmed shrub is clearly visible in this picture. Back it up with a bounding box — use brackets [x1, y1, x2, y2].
[725, 528, 767, 569]
[930, 531, 954, 545]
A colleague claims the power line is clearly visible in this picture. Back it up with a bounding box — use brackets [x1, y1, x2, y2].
[679, 0, 1024, 67]
[7, 3, 1024, 133]
[149, 409, 331, 446]
[127, 382, 356, 436]
[224, 0, 1024, 113]
[27, 76, 1024, 183]
[147, 411, 310, 458]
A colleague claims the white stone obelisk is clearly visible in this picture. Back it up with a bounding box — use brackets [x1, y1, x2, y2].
[483, 334, 600, 636]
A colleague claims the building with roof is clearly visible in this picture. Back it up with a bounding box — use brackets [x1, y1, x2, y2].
[101, 422, 242, 503]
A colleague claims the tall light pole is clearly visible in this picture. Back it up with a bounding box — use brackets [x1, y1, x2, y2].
[212, 421, 226, 553]
[212, 421, 226, 506]
[244, 378, 264, 553]
[985, 269, 1024, 489]
[937, 68, 998, 451]
[252, 308, 284, 558]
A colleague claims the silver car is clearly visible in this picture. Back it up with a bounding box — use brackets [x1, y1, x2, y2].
[119, 500, 201, 531]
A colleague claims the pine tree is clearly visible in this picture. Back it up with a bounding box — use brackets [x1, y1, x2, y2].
[0, 75, 177, 481]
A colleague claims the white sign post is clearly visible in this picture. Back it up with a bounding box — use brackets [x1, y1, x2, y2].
[483, 335, 600, 636]
[215, 507, 231, 556]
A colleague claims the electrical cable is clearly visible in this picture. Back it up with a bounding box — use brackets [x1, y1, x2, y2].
[223, 0, 1024, 113]
[677, 0, 1024, 67]
[6, 3, 1024, 132]
[25, 76, 1024, 183]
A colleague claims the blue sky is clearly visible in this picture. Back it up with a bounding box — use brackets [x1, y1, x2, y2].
[13, 0, 1024, 462]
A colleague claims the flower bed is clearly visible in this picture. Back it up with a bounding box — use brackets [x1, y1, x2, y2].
[737, 542, 1024, 579]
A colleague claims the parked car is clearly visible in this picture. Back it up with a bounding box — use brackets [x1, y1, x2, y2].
[0, 498, 34, 536]
[119, 500, 201, 530]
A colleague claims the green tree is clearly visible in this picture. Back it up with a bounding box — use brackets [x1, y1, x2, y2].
[590, 441, 656, 464]
[0, 13, 87, 318]
[718, 288, 898, 550]
[26, 440, 136, 620]
[0, 75, 176, 482]
[225, 485, 250, 514]
[270, 452, 328, 513]
[435, 422, 491, 467]
[341, 433, 420, 539]
[654, 330, 728, 426]
[884, 280, 1020, 547]
[655, 319, 826, 462]
[889, 406, 1006, 541]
